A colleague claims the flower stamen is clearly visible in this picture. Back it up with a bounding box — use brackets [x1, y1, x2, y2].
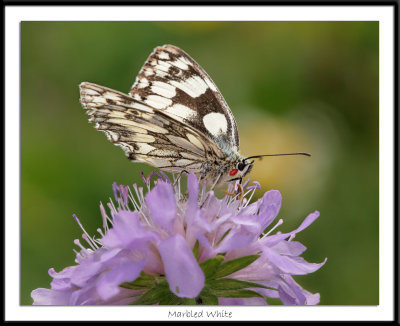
[82, 233, 99, 250]
[262, 218, 284, 238]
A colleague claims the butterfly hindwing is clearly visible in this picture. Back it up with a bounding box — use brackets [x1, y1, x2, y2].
[129, 45, 240, 156]
[80, 82, 225, 173]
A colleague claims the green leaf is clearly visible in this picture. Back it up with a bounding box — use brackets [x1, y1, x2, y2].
[206, 278, 274, 291]
[181, 298, 197, 305]
[199, 255, 224, 279]
[120, 272, 156, 290]
[198, 294, 219, 305]
[211, 288, 264, 298]
[197, 288, 219, 305]
[130, 282, 171, 305]
[192, 240, 199, 260]
[159, 293, 182, 305]
[213, 255, 260, 279]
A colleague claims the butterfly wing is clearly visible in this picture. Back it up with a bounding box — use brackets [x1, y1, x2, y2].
[80, 82, 225, 174]
[129, 44, 240, 156]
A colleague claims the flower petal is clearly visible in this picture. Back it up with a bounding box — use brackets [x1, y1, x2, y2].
[158, 234, 204, 298]
[239, 201, 259, 215]
[70, 284, 97, 305]
[32, 174, 326, 306]
[96, 258, 145, 300]
[145, 181, 177, 233]
[276, 275, 320, 305]
[257, 190, 282, 232]
[262, 211, 320, 246]
[293, 211, 320, 234]
[253, 286, 280, 299]
[262, 246, 327, 275]
[187, 173, 199, 204]
[70, 262, 103, 287]
[101, 210, 156, 249]
[48, 266, 77, 279]
[216, 227, 255, 253]
[219, 297, 267, 305]
[196, 232, 217, 261]
[230, 214, 262, 234]
[271, 241, 307, 256]
[31, 288, 71, 305]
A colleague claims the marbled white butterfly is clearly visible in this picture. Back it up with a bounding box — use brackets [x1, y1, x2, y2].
[80, 45, 309, 189]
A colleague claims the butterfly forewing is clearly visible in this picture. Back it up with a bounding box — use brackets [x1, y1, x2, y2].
[80, 82, 225, 174]
[129, 45, 240, 156]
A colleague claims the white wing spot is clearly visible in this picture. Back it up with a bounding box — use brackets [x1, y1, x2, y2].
[105, 110, 125, 119]
[145, 95, 172, 109]
[203, 112, 228, 137]
[143, 157, 171, 168]
[179, 56, 192, 66]
[169, 76, 208, 98]
[205, 78, 217, 92]
[186, 133, 204, 151]
[151, 81, 176, 98]
[166, 135, 204, 156]
[156, 70, 167, 78]
[132, 102, 154, 113]
[174, 159, 194, 167]
[165, 104, 197, 121]
[91, 96, 107, 104]
[107, 117, 167, 134]
[171, 58, 189, 70]
[156, 61, 171, 72]
[137, 120, 169, 134]
[136, 143, 156, 154]
[138, 78, 149, 89]
[158, 51, 170, 60]
[144, 68, 154, 76]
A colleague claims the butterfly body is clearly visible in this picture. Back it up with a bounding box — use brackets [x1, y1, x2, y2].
[80, 45, 254, 185]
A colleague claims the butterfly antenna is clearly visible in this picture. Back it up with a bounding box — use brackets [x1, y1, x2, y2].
[245, 152, 311, 160]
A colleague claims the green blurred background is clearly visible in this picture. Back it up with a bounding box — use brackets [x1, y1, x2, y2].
[21, 21, 379, 305]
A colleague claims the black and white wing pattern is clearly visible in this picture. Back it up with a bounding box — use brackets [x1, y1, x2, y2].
[80, 45, 307, 184]
[79, 82, 226, 174]
[129, 44, 240, 156]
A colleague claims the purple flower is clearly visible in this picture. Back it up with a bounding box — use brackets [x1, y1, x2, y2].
[31, 173, 326, 305]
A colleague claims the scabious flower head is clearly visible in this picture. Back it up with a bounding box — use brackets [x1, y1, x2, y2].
[32, 172, 326, 305]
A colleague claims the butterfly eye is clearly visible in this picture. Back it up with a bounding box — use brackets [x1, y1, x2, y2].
[229, 169, 238, 176]
[237, 161, 246, 171]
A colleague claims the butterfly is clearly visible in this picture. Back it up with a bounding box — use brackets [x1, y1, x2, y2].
[80, 45, 309, 189]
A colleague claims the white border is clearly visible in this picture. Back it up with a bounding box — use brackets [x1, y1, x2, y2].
[5, 5, 394, 321]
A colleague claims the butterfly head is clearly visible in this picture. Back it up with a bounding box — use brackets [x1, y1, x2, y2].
[226, 157, 254, 183]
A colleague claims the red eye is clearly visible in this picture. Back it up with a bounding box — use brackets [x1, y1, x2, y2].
[229, 169, 238, 176]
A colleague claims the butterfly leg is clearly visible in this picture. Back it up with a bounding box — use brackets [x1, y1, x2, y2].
[220, 182, 244, 201]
